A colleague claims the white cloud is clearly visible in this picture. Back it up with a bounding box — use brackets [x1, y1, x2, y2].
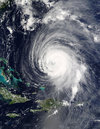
[7, 26, 13, 34]
[48, 110, 58, 118]
[93, 34, 100, 43]
[35, 0, 55, 8]
[15, 0, 40, 31]
[62, 100, 70, 106]
[76, 103, 84, 107]
[43, 7, 70, 24]
[0, 0, 7, 3]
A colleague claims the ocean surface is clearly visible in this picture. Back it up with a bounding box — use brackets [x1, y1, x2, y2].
[0, 0, 100, 129]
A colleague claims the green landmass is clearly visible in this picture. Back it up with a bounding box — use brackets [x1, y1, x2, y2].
[30, 109, 43, 113]
[30, 99, 61, 113]
[6, 113, 20, 118]
[36, 98, 61, 111]
[0, 87, 29, 104]
[40, 98, 60, 110]
[0, 0, 12, 11]
[0, 58, 30, 105]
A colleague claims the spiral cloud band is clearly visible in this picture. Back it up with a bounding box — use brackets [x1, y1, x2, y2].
[9, 0, 100, 128]
[19, 0, 100, 103]
[28, 21, 87, 101]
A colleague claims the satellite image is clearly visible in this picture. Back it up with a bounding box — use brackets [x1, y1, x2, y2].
[0, 0, 100, 129]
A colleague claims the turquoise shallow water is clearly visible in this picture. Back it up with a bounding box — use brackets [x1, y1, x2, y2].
[0, 0, 100, 129]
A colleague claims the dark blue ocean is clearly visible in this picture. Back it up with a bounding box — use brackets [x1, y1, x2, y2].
[0, 0, 100, 129]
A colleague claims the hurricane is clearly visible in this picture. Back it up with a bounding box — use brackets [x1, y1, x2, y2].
[14, 0, 100, 128]
[0, 0, 100, 129]
[28, 22, 87, 101]
[18, 0, 98, 101]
